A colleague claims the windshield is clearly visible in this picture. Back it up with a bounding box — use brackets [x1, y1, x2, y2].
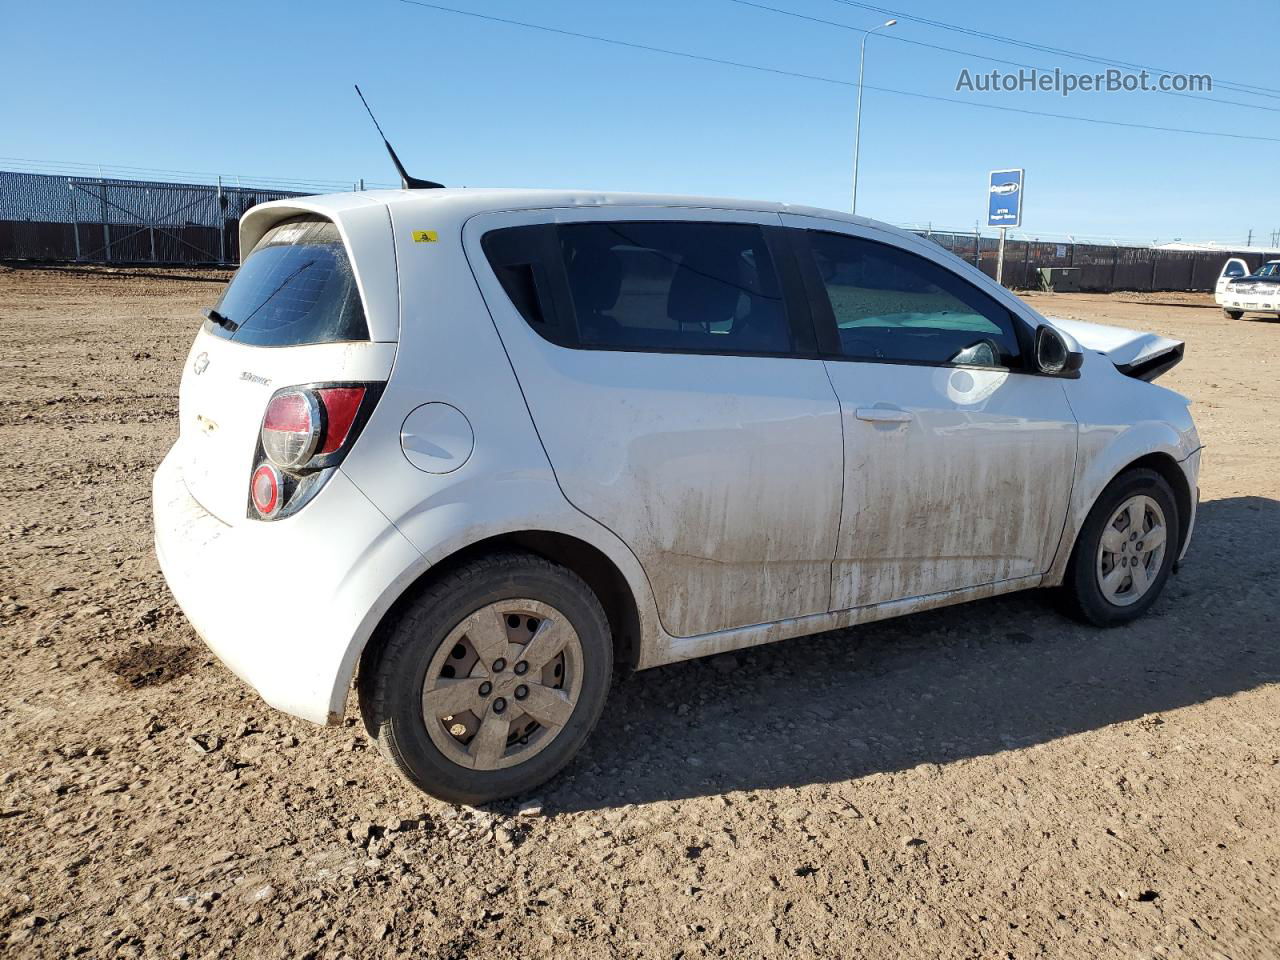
[1255, 262, 1280, 278]
[205, 216, 368, 347]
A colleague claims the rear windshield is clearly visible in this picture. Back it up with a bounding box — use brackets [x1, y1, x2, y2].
[204, 216, 368, 347]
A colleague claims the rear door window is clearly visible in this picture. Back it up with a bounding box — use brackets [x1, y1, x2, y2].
[483, 220, 796, 356]
[205, 216, 368, 347]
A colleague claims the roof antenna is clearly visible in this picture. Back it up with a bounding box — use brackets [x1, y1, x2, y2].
[354, 84, 444, 190]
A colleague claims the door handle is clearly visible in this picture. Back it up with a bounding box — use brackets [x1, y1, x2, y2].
[855, 407, 913, 424]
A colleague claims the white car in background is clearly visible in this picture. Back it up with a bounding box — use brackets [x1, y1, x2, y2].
[153, 188, 1201, 804]
[1216, 257, 1280, 319]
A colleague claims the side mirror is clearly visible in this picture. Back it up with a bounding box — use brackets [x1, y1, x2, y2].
[1034, 324, 1083, 377]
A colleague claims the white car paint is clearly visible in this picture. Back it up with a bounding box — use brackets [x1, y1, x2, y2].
[1214, 257, 1249, 303]
[778, 212, 1078, 610]
[152, 188, 1202, 725]
[462, 206, 844, 638]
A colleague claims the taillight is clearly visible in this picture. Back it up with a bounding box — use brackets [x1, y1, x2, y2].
[314, 387, 365, 455]
[249, 382, 378, 521]
[261, 386, 369, 470]
[262, 390, 320, 468]
[250, 463, 282, 518]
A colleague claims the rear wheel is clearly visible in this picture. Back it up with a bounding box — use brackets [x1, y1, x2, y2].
[1224, 308, 1243, 319]
[360, 553, 613, 804]
[1062, 468, 1178, 627]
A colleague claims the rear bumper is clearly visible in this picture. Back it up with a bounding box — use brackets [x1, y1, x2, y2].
[152, 444, 424, 724]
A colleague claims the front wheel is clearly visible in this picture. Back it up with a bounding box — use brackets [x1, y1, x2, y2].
[360, 553, 613, 804]
[1224, 308, 1243, 319]
[1061, 468, 1179, 627]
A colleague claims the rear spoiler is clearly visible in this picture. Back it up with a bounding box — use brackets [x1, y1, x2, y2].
[1042, 316, 1185, 383]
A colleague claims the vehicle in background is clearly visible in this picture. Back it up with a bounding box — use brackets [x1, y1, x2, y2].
[1216, 258, 1280, 319]
[153, 188, 1201, 804]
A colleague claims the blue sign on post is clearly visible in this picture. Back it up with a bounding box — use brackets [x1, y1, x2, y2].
[988, 168, 1024, 228]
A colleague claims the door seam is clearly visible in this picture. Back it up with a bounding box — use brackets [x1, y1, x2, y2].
[820, 358, 846, 615]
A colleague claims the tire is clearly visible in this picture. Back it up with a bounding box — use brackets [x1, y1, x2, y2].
[1061, 468, 1179, 627]
[1224, 308, 1243, 320]
[359, 552, 613, 804]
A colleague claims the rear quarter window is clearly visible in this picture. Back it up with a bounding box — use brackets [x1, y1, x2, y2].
[206, 216, 368, 347]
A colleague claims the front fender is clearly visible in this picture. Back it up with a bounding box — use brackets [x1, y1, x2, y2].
[1046, 361, 1200, 583]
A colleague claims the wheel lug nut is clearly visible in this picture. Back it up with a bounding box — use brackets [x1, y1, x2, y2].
[515, 685, 528, 700]
[493, 698, 506, 714]
[514, 661, 528, 675]
[492, 658, 506, 673]
[478, 681, 492, 696]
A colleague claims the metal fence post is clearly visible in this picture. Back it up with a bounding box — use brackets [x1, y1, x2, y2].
[147, 188, 157, 263]
[68, 179, 81, 261]
[1110, 247, 1119, 291]
[216, 176, 226, 265]
[99, 178, 111, 263]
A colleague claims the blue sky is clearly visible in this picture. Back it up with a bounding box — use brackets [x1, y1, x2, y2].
[4, 0, 1276, 243]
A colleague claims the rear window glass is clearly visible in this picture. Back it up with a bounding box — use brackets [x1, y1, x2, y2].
[205, 216, 368, 347]
[482, 221, 793, 355]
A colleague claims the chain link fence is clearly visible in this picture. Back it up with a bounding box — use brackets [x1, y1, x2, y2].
[0, 170, 307, 265]
[1, 168, 1270, 290]
[913, 229, 1268, 292]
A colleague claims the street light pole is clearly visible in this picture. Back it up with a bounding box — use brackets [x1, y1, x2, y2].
[851, 18, 896, 216]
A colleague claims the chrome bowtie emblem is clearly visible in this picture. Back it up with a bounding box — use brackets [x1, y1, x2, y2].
[192, 352, 210, 375]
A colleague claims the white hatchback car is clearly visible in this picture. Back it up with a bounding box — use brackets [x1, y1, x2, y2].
[153, 188, 1201, 803]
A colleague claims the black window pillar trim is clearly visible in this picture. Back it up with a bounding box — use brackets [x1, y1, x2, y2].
[762, 224, 820, 357]
[783, 227, 845, 357]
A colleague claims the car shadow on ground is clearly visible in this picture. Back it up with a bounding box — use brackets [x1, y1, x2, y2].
[548, 496, 1280, 812]
[1115, 299, 1219, 309]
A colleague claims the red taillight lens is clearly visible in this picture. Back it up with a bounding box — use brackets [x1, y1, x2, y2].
[251, 382, 378, 521]
[315, 386, 366, 455]
[250, 463, 282, 517]
[262, 390, 319, 468]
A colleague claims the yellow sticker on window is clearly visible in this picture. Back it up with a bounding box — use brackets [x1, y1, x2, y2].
[412, 230, 439, 243]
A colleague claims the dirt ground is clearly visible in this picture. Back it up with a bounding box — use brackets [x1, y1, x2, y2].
[1, 265, 1277, 959]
